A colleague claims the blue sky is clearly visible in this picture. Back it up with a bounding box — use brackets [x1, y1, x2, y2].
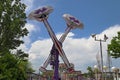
[25, 0, 120, 41]
[20, 0, 120, 73]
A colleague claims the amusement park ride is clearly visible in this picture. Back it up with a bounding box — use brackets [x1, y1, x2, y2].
[28, 6, 83, 80]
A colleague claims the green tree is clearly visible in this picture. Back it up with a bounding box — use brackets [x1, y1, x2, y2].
[0, 0, 28, 52]
[0, 52, 27, 80]
[108, 32, 120, 58]
[14, 50, 35, 73]
[0, 0, 33, 80]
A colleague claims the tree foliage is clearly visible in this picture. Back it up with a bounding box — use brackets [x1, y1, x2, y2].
[0, 0, 28, 52]
[108, 32, 120, 58]
[0, 53, 27, 80]
[0, 0, 33, 80]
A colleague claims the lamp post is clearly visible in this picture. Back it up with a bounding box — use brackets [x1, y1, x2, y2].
[92, 34, 108, 80]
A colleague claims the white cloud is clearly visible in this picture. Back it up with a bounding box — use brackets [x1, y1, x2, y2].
[24, 23, 36, 45]
[29, 39, 52, 60]
[25, 23, 36, 32]
[20, 25, 120, 72]
[101, 25, 120, 42]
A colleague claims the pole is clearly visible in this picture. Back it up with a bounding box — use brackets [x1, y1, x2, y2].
[107, 50, 111, 72]
[42, 19, 60, 80]
[51, 44, 60, 80]
[99, 40, 104, 80]
[92, 34, 108, 80]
